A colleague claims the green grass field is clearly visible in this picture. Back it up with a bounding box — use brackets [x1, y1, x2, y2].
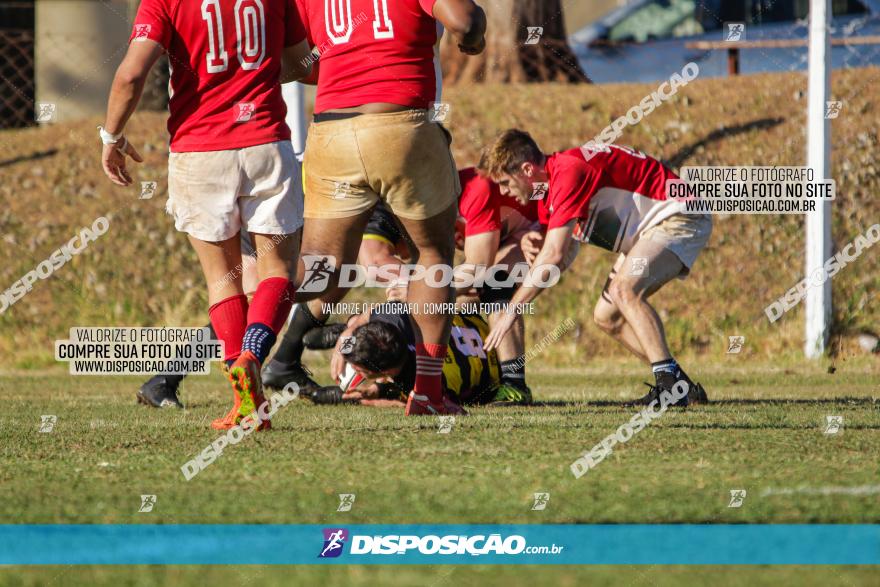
[1, 359, 877, 584]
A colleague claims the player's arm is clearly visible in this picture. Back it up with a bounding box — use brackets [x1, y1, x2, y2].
[463, 230, 500, 268]
[510, 222, 574, 306]
[104, 39, 163, 135]
[100, 39, 163, 186]
[281, 40, 313, 83]
[483, 222, 575, 352]
[456, 229, 500, 294]
[521, 230, 544, 265]
[432, 0, 487, 55]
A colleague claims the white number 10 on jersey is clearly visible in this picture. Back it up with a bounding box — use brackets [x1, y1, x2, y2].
[202, 0, 267, 73]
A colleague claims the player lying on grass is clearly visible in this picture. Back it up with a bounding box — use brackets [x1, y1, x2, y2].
[100, 0, 312, 428]
[261, 201, 412, 392]
[263, 168, 535, 402]
[301, 301, 520, 408]
[291, 0, 486, 416]
[480, 130, 710, 407]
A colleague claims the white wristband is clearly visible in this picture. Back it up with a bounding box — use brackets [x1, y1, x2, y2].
[98, 126, 123, 145]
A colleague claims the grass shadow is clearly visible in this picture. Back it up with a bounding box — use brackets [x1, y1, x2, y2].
[0, 148, 57, 168]
[666, 117, 785, 168]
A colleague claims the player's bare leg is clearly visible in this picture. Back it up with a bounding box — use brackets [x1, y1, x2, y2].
[360, 238, 408, 300]
[262, 282, 349, 391]
[195, 230, 300, 431]
[396, 203, 462, 415]
[240, 249, 259, 296]
[188, 235, 246, 305]
[593, 294, 649, 363]
[251, 232, 299, 282]
[296, 213, 372, 302]
[607, 240, 704, 406]
[217, 231, 299, 430]
[607, 243, 682, 363]
[187, 235, 260, 428]
[593, 256, 650, 363]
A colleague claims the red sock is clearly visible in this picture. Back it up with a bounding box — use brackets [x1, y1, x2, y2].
[208, 294, 248, 364]
[247, 277, 296, 333]
[415, 343, 446, 403]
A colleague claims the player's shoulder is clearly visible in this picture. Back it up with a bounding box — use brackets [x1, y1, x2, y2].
[136, 0, 172, 15]
[547, 148, 595, 180]
[459, 167, 497, 202]
[459, 167, 493, 191]
[458, 166, 479, 185]
[550, 148, 589, 167]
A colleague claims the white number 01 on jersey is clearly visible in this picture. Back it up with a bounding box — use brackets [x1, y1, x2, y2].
[326, 0, 395, 43]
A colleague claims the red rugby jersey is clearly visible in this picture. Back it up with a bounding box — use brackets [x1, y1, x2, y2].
[295, 0, 441, 113]
[457, 167, 538, 236]
[458, 167, 501, 237]
[538, 144, 683, 253]
[131, 0, 306, 152]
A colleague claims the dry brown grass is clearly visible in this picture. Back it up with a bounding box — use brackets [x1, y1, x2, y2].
[0, 68, 877, 369]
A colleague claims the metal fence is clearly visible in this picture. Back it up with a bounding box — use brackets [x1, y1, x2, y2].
[0, 0, 35, 129]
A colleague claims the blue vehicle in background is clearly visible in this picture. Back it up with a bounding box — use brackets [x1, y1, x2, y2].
[570, 0, 880, 83]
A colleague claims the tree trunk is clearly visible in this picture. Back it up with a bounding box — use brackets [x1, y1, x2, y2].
[441, 0, 590, 84]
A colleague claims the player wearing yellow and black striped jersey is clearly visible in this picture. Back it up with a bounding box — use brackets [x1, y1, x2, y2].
[306, 301, 530, 406]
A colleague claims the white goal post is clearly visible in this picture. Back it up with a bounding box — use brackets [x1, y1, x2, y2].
[805, 0, 833, 358]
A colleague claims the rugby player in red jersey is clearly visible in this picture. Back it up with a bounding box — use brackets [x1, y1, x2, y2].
[455, 167, 539, 403]
[291, 0, 486, 415]
[99, 0, 313, 430]
[481, 130, 711, 406]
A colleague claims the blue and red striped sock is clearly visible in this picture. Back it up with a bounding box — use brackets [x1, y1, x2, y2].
[243, 277, 296, 364]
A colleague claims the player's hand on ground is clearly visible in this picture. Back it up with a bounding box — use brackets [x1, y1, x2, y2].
[343, 383, 382, 401]
[101, 138, 143, 187]
[521, 231, 544, 265]
[484, 309, 516, 352]
[341, 389, 363, 401]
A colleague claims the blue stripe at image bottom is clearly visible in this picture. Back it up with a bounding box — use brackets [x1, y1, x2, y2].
[0, 524, 877, 565]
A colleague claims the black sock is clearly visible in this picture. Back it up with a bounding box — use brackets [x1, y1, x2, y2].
[652, 358, 691, 385]
[157, 372, 185, 388]
[271, 304, 326, 366]
[500, 356, 527, 390]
